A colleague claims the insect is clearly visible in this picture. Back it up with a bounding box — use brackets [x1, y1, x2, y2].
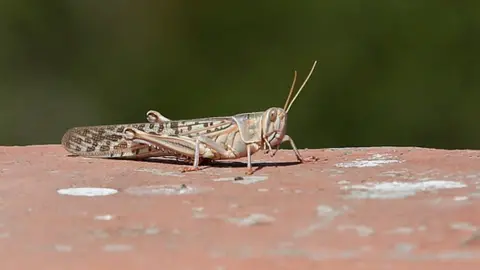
[61, 60, 318, 174]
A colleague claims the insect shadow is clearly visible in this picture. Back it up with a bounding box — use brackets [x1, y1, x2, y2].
[67, 154, 301, 173]
[139, 157, 301, 173]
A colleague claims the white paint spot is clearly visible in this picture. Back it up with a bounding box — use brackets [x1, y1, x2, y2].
[336, 154, 402, 168]
[386, 227, 414, 235]
[371, 154, 385, 159]
[144, 227, 161, 235]
[324, 168, 345, 175]
[227, 213, 275, 226]
[394, 243, 416, 254]
[316, 205, 336, 217]
[418, 226, 427, 231]
[125, 184, 212, 196]
[116, 226, 161, 237]
[337, 225, 375, 237]
[91, 229, 110, 239]
[454, 196, 469, 201]
[57, 187, 118, 197]
[136, 168, 184, 177]
[350, 180, 466, 191]
[192, 207, 204, 212]
[103, 244, 133, 252]
[336, 159, 400, 168]
[378, 170, 409, 177]
[343, 180, 467, 199]
[94, 214, 114, 221]
[54, 244, 73, 252]
[192, 207, 207, 219]
[450, 222, 477, 232]
[294, 205, 349, 239]
[386, 226, 426, 235]
[470, 192, 480, 198]
[337, 180, 351, 185]
[214, 175, 267, 185]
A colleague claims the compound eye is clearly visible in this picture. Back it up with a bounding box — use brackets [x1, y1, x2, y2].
[269, 110, 277, 122]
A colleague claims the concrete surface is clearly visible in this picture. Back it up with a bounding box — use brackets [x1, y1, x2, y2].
[1, 145, 480, 269]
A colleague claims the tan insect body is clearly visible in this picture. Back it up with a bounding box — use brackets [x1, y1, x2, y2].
[61, 61, 318, 174]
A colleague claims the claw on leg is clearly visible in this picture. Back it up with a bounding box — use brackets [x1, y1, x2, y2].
[263, 138, 280, 158]
[181, 166, 202, 173]
[245, 144, 255, 175]
[270, 145, 280, 157]
[263, 138, 272, 155]
[179, 137, 202, 173]
[299, 156, 319, 163]
[281, 135, 319, 163]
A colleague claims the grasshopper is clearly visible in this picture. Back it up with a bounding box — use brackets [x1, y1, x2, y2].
[61, 60, 318, 174]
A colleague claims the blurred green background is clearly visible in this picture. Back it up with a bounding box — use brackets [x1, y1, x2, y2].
[1, 1, 480, 149]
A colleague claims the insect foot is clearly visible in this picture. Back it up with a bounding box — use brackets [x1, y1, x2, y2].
[301, 156, 319, 163]
[245, 168, 254, 175]
[181, 167, 202, 173]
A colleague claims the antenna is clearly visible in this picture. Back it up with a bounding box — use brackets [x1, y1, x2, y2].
[283, 71, 297, 110]
[286, 60, 317, 113]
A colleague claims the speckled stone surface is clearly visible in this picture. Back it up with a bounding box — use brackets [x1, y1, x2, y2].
[1, 145, 480, 269]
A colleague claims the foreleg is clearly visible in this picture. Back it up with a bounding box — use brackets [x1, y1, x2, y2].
[281, 135, 318, 162]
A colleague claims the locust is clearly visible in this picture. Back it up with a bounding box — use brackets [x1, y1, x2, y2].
[61, 60, 318, 174]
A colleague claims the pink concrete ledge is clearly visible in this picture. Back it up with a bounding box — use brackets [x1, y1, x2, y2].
[1, 145, 480, 269]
